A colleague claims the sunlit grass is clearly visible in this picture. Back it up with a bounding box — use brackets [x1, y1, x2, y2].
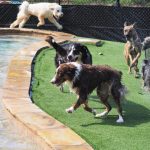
[32, 41, 150, 150]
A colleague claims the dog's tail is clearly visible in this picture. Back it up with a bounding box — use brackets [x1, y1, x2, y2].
[45, 36, 66, 56]
[45, 36, 57, 48]
[19, 1, 29, 14]
[118, 71, 128, 102]
[119, 85, 128, 98]
[142, 36, 150, 50]
[119, 71, 122, 77]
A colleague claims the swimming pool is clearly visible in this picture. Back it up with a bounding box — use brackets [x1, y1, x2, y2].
[0, 34, 42, 150]
[0, 35, 41, 87]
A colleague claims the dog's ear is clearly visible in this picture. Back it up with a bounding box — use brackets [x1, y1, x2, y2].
[141, 59, 147, 79]
[124, 22, 128, 27]
[45, 36, 67, 56]
[79, 45, 88, 58]
[143, 59, 148, 65]
[45, 36, 54, 44]
[124, 22, 135, 27]
[131, 22, 136, 28]
[66, 66, 76, 76]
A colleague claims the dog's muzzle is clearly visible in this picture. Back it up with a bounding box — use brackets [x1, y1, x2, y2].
[60, 13, 63, 17]
[55, 13, 63, 20]
[50, 77, 63, 87]
[50, 77, 56, 84]
[67, 55, 73, 61]
[125, 34, 131, 41]
[67, 55, 78, 62]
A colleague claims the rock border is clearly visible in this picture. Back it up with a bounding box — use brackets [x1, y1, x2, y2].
[1, 28, 93, 150]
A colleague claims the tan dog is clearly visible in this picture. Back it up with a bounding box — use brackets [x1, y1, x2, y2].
[123, 22, 142, 78]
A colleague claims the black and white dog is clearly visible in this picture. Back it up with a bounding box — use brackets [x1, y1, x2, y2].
[45, 36, 92, 67]
[45, 36, 92, 91]
[141, 59, 150, 91]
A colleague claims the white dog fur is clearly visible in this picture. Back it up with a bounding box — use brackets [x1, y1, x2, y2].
[10, 1, 63, 30]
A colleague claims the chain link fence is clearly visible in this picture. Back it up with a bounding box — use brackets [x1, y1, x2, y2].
[1, 0, 150, 6]
[1, 1, 150, 42]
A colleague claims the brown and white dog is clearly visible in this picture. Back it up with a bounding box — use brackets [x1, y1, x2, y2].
[123, 22, 142, 78]
[51, 62, 125, 123]
[10, 1, 63, 30]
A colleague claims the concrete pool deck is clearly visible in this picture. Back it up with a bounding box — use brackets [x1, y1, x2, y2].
[1, 28, 94, 150]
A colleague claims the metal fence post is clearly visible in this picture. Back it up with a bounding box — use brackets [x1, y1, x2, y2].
[58, 0, 61, 5]
[115, 0, 121, 7]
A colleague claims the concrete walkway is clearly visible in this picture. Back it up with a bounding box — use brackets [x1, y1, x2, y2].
[0, 28, 93, 150]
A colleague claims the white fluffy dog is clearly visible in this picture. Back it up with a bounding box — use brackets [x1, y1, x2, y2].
[10, 1, 63, 30]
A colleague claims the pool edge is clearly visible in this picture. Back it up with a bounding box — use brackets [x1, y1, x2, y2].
[1, 28, 94, 150]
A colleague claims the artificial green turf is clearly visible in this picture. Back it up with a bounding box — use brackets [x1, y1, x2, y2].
[32, 41, 150, 150]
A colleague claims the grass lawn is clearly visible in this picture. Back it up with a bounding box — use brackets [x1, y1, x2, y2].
[32, 40, 150, 150]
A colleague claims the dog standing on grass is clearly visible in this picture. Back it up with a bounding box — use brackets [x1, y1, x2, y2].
[45, 36, 92, 92]
[141, 37, 150, 91]
[141, 59, 150, 91]
[123, 22, 142, 78]
[10, 1, 63, 30]
[51, 62, 126, 123]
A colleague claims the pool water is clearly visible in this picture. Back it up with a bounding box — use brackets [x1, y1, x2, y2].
[0, 35, 41, 87]
[0, 35, 42, 150]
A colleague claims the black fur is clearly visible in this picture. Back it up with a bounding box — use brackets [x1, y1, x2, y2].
[45, 36, 92, 68]
[141, 59, 150, 91]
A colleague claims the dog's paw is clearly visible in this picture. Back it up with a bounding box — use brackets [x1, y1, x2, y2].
[19, 26, 23, 29]
[60, 85, 64, 92]
[95, 111, 108, 118]
[128, 71, 131, 74]
[134, 72, 140, 78]
[128, 68, 132, 74]
[10, 25, 14, 29]
[37, 22, 44, 27]
[66, 106, 74, 113]
[116, 115, 124, 123]
[37, 23, 41, 27]
[58, 25, 63, 30]
[92, 109, 97, 116]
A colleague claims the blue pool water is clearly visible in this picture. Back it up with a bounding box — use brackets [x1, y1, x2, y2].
[0, 35, 41, 87]
[0, 35, 42, 150]
[0, 35, 41, 55]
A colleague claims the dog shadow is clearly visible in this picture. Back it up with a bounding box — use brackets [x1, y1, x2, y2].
[81, 99, 150, 127]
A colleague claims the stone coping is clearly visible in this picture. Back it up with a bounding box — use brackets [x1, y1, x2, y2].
[0, 28, 100, 44]
[0, 28, 75, 39]
[1, 28, 93, 150]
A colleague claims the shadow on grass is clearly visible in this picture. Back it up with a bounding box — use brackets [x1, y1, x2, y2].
[81, 99, 150, 127]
